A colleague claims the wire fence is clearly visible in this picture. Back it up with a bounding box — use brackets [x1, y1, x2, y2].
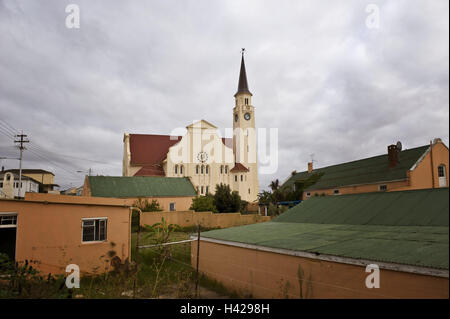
[133, 224, 398, 299]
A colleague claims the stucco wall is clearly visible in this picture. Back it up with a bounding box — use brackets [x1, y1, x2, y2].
[191, 240, 449, 299]
[121, 196, 194, 211]
[0, 198, 131, 275]
[398, 141, 449, 190]
[302, 179, 409, 199]
[140, 210, 271, 228]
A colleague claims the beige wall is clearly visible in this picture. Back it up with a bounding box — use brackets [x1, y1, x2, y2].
[192, 240, 449, 299]
[22, 172, 54, 185]
[121, 196, 194, 211]
[140, 210, 271, 228]
[0, 196, 131, 275]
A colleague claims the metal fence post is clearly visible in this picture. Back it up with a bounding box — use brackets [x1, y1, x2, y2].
[195, 223, 200, 298]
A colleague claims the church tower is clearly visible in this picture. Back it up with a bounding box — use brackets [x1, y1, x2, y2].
[232, 50, 259, 201]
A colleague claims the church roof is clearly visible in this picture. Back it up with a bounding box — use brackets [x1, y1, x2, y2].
[129, 134, 182, 166]
[230, 163, 249, 172]
[234, 54, 252, 97]
[128, 133, 233, 176]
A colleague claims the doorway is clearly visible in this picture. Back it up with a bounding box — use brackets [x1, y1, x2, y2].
[0, 214, 17, 261]
[438, 164, 447, 187]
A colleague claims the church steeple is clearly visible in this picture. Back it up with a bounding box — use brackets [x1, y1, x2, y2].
[235, 49, 252, 97]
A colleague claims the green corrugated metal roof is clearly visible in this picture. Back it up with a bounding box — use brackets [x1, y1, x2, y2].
[274, 188, 449, 226]
[88, 176, 197, 198]
[282, 145, 429, 191]
[201, 188, 449, 270]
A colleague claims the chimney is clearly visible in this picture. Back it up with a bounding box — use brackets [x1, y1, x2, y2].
[388, 144, 399, 168]
[308, 162, 313, 173]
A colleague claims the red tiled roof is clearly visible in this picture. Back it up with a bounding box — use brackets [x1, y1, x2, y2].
[230, 163, 249, 172]
[134, 166, 166, 176]
[129, 134, 234, 176]
[129, 134, 182, 166]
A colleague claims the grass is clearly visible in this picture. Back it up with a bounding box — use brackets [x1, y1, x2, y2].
[0, 229, 242, 299]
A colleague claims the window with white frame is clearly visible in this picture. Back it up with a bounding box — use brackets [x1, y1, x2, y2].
[0, 214, 17, 227]
[82, 218, 107, 242]
[169, 202, 176, 211]
[306, 192, 311, 198]
[333, 189, 340, 195]
[379, 184, 387, 191]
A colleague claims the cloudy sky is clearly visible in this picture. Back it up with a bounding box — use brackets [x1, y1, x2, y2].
[0, 0, 448, 191]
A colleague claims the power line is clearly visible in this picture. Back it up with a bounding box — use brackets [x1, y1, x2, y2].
[0, 119, 19, 135]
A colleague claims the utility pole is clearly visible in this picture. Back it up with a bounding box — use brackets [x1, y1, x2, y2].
[14, 131, 29, 199]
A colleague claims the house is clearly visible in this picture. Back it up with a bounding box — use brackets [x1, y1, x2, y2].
[281, 138, 449, 199]
[192, 188, 449, 298]
[82, 175, 197, 211]
[61, 186, 83, 196]
[0, 193, 132, 275]
[1, 168, 59, 194]
[122, 53, 259, 202]
[0, 171, 40, 199]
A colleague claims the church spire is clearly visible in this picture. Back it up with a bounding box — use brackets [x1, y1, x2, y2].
[235, 49, 252, 97]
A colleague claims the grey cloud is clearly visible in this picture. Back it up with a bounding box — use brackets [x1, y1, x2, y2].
[0, 0, 448, 191]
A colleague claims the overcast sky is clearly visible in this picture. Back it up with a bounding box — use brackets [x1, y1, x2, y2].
[0, 0, 448, 191]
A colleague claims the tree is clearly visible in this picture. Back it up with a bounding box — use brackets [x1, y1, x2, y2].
[213, 183, 242, 213]
[133, 198, 162, 212]
[269, 179, 280, 192]
[190, 194, 218, 213]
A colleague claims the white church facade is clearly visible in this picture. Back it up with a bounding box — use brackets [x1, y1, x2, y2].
[122, 54, 260, 202]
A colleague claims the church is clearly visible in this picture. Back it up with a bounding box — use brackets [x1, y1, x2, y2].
[122, 53, 260, 202]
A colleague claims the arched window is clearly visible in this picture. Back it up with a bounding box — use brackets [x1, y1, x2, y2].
[225, 166, 228, 174]
[206, 165, 209, 174]
[180, 165, 184, 175]
[174, 165, 178, 174]
[201, 165, 204, 174]
[220, 165, 223, 174]
[241, 175, 243, 182]
[196, 165, 199, 174]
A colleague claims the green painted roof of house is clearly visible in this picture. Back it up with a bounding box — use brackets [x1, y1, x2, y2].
[282, 145, 429, 191]
[87, 176, 197, 198]
[201, 188, 449, 270]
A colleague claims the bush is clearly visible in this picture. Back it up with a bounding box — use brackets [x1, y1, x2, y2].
[190, 195, 217, 213]
[213, 183, 242, 213]
[133, 198, 162, 212]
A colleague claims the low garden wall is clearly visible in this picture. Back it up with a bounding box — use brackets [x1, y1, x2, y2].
[140, 210, 272, 229]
